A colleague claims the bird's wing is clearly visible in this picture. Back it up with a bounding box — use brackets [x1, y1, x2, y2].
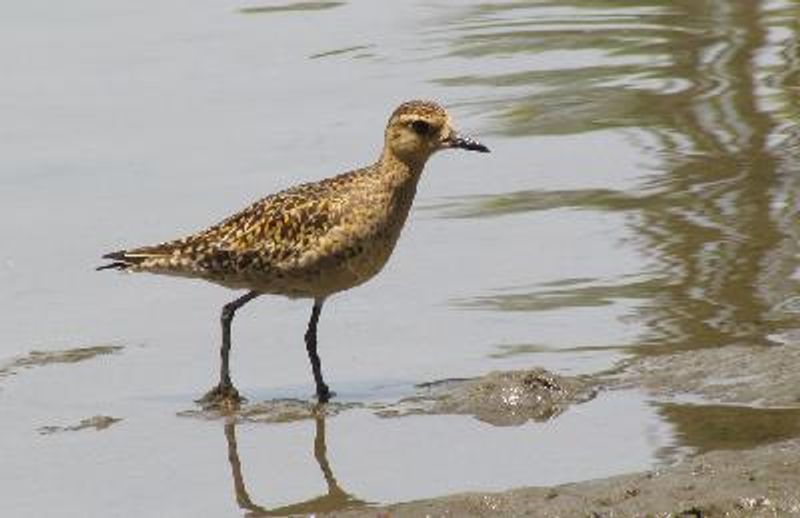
[98, 169, 363, 274]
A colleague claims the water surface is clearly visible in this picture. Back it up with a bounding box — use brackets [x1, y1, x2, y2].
[1, 0, 799, 515]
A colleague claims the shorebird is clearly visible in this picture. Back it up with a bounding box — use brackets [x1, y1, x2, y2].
[98, 100, 489, 408]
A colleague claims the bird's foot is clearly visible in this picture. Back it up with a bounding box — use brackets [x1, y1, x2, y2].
[196, 383, 246, 411]
[316, 384, 334, 404]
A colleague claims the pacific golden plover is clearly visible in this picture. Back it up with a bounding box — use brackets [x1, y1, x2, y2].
[98, 100, 489, 407]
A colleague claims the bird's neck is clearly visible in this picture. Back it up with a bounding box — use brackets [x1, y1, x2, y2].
[372, 148, 428, 221]
[376, 148, 427, 188]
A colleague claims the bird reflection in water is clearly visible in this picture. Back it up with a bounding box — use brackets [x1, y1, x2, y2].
[223, 407, 368, 516]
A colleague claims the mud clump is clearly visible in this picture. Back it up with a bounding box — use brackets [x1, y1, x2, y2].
[38, 415, 122, 435]
[376, 368, 596, 426]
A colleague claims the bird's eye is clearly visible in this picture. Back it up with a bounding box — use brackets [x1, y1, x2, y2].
[411, 120, 430, 135]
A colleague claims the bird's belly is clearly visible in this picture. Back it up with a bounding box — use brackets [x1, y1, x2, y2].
[207, 209, 409, 298]
[206, 237, 396, 299]
[278, 233, 400, 297]
[296, 240, 396, 297]
[324, 244, 394, 292]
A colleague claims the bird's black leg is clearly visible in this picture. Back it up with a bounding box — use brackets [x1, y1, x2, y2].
[305, 298, 332, 402]
[198, 290, 260, 409]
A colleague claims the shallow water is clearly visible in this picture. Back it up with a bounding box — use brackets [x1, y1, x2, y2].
[1, 0, 799, 515]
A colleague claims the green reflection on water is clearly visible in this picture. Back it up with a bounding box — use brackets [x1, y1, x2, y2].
[239, 1, 345, 15]
[455, 278, 660, 312]
[489, 342, 625, 359]
[310, 44, 374, 60]
[435, 188, 644, 218]
[658, 403, 800, 455]
[489, 343, 553, 359]
[438, 0, 800, 356]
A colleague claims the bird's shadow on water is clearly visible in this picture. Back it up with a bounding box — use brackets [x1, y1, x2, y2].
[221, 403, 370, 516]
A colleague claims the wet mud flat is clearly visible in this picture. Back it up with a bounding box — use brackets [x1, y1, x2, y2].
[339, 437, 800, 517]
[337, 341, 800, 517]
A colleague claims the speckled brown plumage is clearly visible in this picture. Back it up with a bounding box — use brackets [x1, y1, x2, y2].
[99, 99, 489, 407]
[103, 164, 402, 298]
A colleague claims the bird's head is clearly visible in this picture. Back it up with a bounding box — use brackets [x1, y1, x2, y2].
[383, 100, 489, 167]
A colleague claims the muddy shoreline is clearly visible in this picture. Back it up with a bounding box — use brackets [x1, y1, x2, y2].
[336, 339, 800, 517]
[339, 437, 800, 517]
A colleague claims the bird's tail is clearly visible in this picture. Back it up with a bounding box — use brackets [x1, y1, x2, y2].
[96, 260, 130, 271]
[96, 250, 139, 271]
[96, 246, 177, 272]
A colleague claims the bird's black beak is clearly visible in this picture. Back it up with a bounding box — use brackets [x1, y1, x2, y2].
[442, 131, 490, 153]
